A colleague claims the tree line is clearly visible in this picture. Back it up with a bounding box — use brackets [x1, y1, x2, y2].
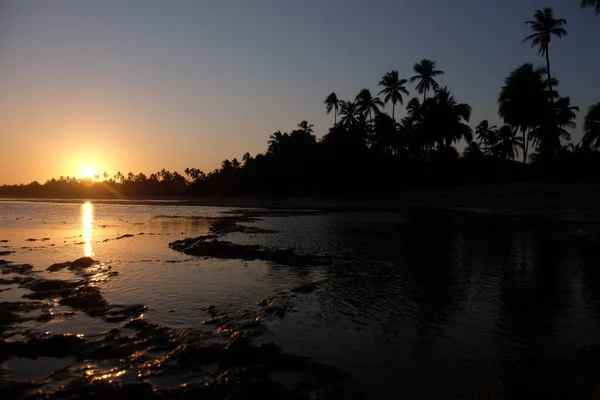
[1, 4, 599, 198]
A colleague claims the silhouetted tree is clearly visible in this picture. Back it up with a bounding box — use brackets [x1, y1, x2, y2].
[324, 92, 341, 126]
[582, 0, 600, 15]
[355, 89, 384, 126]
[476, 120, 499, 155]
[463, 141, 484, 159]
[423, 87, 472, 147]
[524, 8, 567, 99]
[378, 70, 409, 120]
[268, 130, 289, 155]
[499, 63, 549, 162]
[531, 96, 578, 158]
[583, 102, 600, 150]
[410, 59, 444, 102]
[495, 125, 523, 161]
[339, 101, 362, 129]
[297, 120, 314, 135]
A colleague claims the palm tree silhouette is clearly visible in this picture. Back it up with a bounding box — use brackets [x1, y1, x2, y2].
[476, 120, 498, 154]
[339, 101, 361, 129]
[355, 89, 384, 124]
[495, 125, 523, 161]
[581, 0, 600, 15]
[378, 70, 409, 121]
[531, 96, 578, 157]
[297, 120, 314, 135]
[499, 63, 549, 162]
[429, 87, 473, 146]
[410, 59, 444, 102]
[583, 102, 600, 150]
[523, 8, 567, 100]
[268, 130, 289, 154]
[324, 92, 341, 126]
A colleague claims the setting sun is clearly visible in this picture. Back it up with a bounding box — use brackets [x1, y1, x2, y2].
[81, 166, 97, 180]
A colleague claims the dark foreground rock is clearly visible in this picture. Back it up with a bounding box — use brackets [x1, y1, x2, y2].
[0, 316, 363, 400]
[170, 238, 326, 266]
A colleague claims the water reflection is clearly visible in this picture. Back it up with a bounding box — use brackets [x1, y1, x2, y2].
[82, 202, 94, 257]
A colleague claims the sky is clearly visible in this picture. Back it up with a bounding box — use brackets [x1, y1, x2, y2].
[1, 0, 599, 184]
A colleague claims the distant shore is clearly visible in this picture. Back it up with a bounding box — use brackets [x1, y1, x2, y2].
[2, 182, 600, 216]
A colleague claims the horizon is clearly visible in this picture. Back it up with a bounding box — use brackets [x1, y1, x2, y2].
[1, 0, 599, 185]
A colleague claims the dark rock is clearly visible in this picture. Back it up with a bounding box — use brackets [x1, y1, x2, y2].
[115, 234, 135, 240]
[59, 286, 107, 311]
[47, 257, 96, 272]
[0, 263, 34, 275]
[169, 238, 325, 267]
[292, 282, 319, 294]
[0, 251, 14, 256]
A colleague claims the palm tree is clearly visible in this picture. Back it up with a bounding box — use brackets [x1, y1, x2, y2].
[495, 125, 523, 161]
[378, 70, 409, 120]
[582, 0, 600, 15]
[531, 96, 578, 157]
[339, 101, 362, 129]
[583, 102, 600, 150]
[297, 120, 314, 135]
[475, 120, 498, 153]
[428, 87, 472, 146]
[268, 130, 289, 154]
[409, 59, 444, 102]
[355, 89, 384, 124]
[523, 8, 567, 99]
[498, 63, 549, 162]
[324, 92, 341, 126]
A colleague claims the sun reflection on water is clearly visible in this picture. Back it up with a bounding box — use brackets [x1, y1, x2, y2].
[82, 202, 94, 257]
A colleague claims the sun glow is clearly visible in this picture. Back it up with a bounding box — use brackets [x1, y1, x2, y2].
[81, 166, 97, 180]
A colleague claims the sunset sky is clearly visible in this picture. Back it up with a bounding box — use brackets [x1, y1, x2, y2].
[1, 0, 599, 185]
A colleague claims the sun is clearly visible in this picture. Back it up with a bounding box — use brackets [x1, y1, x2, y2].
[81, 166, 97, 180]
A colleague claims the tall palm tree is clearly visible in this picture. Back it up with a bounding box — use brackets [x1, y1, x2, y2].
[523, 8, 567, 99]
[355, 89, 384, 124]
[324, 92, 341, 126]
[378, 70, 409, 120]
[297, 120, 314, 135]
[581, 0, 600, 15]
[409, 59, 444, 102]
[339, 101, 362, 129]
[583, 102, 600, 150]
[498, 63, 550, 162]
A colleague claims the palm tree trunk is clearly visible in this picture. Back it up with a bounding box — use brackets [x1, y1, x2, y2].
[523, 128, 529, 163]
[334, 110, 337, 126]
[392, 103, 395, 121]
[423, 90, 426, 103]
[545, 49, 553, 104]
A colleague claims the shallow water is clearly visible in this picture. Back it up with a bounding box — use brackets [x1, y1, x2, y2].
[1, 200, 600, 398]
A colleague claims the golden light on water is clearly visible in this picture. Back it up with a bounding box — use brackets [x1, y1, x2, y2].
[82, 202, 94, 257]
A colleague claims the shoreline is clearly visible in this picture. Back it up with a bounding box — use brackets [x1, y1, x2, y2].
[2, 182, 600, 213]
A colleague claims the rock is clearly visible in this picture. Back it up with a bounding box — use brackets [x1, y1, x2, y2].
[169, 238, 325, 267]
[0, 263, 33, 275]
[47, 257, 96, 272]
